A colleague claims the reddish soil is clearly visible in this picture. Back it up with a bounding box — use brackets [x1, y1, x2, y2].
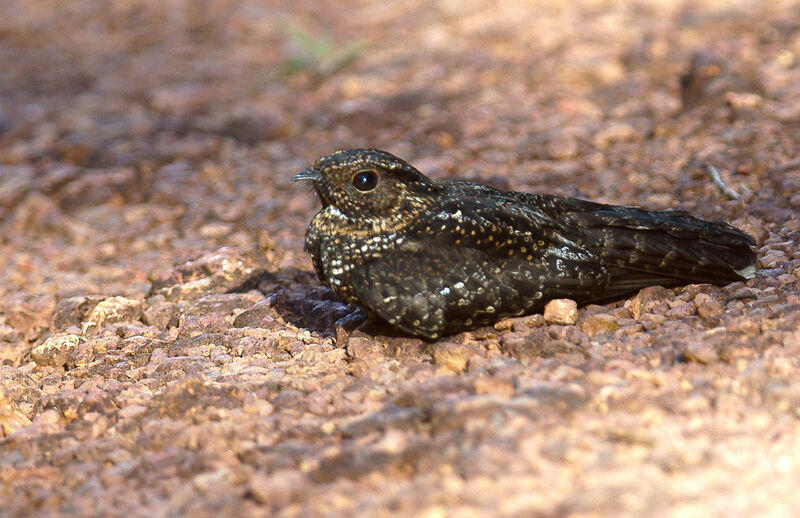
[2, 1, 800, 516]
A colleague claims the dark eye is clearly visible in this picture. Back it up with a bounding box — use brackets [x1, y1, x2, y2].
[352, 170, 378, 191]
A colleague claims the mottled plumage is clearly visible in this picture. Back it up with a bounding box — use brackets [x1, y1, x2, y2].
[293, 149, 757, 339]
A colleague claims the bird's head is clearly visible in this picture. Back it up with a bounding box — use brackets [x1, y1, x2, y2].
[293, 149, 442, 223]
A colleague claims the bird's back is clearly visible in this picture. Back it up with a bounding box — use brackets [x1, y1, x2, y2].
[434, 181, 756, 303]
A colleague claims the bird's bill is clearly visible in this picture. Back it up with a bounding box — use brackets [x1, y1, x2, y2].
[292, 168, 321, 182]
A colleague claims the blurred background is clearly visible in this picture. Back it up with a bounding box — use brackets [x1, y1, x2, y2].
[1, 0, 798, 326]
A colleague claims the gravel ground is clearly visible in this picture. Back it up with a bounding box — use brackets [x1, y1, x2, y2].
[2, 1, 800, 516]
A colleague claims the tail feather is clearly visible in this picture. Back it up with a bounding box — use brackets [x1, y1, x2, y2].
[558, 199, 757, 285]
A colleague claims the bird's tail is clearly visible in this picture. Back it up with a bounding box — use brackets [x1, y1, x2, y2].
[555, 197, 757, 294]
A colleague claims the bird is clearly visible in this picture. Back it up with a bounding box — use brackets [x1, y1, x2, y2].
[293, 149, 757, 339]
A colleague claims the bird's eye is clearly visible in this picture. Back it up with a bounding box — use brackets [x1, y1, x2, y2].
[352, 170, 378, 191]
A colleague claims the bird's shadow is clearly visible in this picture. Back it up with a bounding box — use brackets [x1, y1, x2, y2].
[227, 267, 430, 347]
[225, 267, 354, 334]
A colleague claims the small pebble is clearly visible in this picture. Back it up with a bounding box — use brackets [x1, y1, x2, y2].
[695, 293, 724, 319]
[579, 313, 620, 337]
[683, 342, 719, 364]
[543, 299, 579, 325]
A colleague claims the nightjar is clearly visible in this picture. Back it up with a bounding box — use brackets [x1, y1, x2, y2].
[293, 149, 756, 339]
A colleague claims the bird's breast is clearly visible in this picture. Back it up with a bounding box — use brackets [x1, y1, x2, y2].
[306, 209, 409, 302]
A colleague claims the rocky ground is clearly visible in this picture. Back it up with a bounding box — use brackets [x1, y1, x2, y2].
[2, 0, 800, 516]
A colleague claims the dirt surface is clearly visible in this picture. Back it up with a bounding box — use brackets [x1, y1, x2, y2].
[2, 1, 800, 516]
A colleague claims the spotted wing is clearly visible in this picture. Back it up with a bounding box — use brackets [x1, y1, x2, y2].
[347, 244, 527, 339]
[443, 186, 755, 297]
[347, 196, 611, 338]
[526, 194, 757, 285]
